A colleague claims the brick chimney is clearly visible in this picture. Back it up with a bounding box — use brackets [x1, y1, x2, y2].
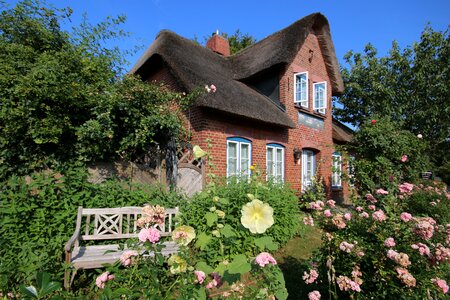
[206, 31, 230, 56]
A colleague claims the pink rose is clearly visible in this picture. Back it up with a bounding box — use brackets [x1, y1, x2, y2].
[323, 209, 332, 217]
[339, 241, 355, 253]
[138, 227, 160, 243]
[326, 200, 336, 207]
[365, 193, 377, 203]
[344, 213, 352, 220]
[303, 269, 319, 284]
[210, 84, 217, 93]
[368, 205, 376, 211]
[360, 212, 369, 218]
[384, 237, 396, 248]
[308, 290, 321, 300]
[255, 252, 277, 267]
[376, 188, 388, 195]
[372, 210, 387, 221]
[356, 206, 364, 212]
[194, 270, 206, 284]
[96, 271, 113, 289]
[371, 119, 377, 124]
[399, 182, 414, 194]
[432, 278, 449, 294]
[120, 250, 138, 266]
[401, 155, 408, 162]
[400, 212, 412, 222]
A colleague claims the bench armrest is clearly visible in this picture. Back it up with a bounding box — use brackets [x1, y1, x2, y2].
[64, 230, 80, 252]
[64, 206, 83, 252]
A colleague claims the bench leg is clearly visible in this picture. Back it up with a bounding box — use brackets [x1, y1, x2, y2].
[64, 269, 77, 290]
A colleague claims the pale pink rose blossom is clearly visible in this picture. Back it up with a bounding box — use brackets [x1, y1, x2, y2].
[411, 243, 431, 257]
[255, 252, 277, 267]
[120, 250, 139, 266]
[303, 269, 319, 284]
[357, 251, 365, 257]
[414, 218, 436, 240]
[387, 249, 399, 260]
[366, 193, 377, 203]
[326, 232, 334, 241]
[433, 244, 450, 264]
[431, 278, 449, 294]
[336, 275, 361, 292]
[368, 205, 376, 211]
[308, 290, 321, 300]
[401, 155, 408, 162]
[396, 268, 416, 287]
[344, 213, 352, 220]
[398, 182, 414, 194]
[96, 271, 113, 289]
[384, 237, 396, 248]
[400, 212, 412, 222]
[355, 206, 364, 212]
[360, 212, 369, 218]
[332, 214, 347, 229]
[323, 209, 332, 217]
[210, 84, 217, 93]
[376, 188, 389, 195]
[138, 227, 161, 243]
[303, 216, 314, 226]
[326, 200, 336, 207]
[339, 241, 355, 253]
[205, 273, 222, 289]
[194, 270, 206, 284]
[372, 210, 387, 222]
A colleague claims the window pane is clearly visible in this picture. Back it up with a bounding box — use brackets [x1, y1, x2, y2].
[267, 147, 274, 177]
[241, 144, 250, 177]
[227, 143, 238, 176]
[295, 73, 308, 106]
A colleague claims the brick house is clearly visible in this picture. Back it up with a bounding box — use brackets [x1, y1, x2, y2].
[131, 13, 353, 201]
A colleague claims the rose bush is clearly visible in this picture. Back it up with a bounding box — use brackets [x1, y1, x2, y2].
[302, 181, 450, 299]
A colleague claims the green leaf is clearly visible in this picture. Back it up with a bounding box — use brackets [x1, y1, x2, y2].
[227, 254, 251, 275]
[220, 224, 236, 238]
[20, 285, 38, 298]
[195, 232, 212, 250]
[254, 236, 278, 251]
[219, 198, 229, 204]
[194, 287, 207, 300]
[205, 212, 218, 227]
[246, 193, 255, 200]
[195, 261, 214, 274]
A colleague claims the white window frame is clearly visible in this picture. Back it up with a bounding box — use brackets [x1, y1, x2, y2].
[266, 144, 285, 183]
[294, 72, 308, 108]
[332, 152, 342, 188]
[302, 149, 316, 190]
[313, 81, 327, 114]
[226, 138, 252, 180]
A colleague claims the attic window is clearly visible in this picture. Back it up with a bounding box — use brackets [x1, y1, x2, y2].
[294, 72, 308, 107]
[246, 70, 281, 108]
[313, 82, 326, 114]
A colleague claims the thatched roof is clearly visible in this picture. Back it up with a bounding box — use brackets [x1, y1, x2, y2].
[131, 13, 343, 128]
[332, 119, 353, 143]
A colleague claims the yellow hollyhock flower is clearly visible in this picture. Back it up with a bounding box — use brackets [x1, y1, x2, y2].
[241, 199, 274, 234]
[171, 225, 196, 246]
[193, 145, 207, 159]
[168, 255, 187, 274]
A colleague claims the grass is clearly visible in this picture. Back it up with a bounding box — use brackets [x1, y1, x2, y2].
[275, 215, 323, 299]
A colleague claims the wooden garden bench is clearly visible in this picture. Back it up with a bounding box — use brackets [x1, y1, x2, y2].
[64, 206, 179, 289]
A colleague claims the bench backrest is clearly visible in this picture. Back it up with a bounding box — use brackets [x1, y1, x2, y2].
[75, 206, 179, 242]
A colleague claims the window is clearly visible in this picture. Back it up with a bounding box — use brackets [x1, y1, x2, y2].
[227, 137, 251, 180]
[294, 72, 308, 107]
[332, 152, 342, 188]
[313, 82, 326, 114]
[302, 149, 316, 190]
[266, 144, 285, 182]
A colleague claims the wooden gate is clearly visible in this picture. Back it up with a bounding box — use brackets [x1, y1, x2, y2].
[176, 146, 204, 197]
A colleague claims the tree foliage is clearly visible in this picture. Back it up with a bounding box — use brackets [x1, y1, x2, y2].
[222, 29, 257, 54]
[334, 26, 449, 174]
[0, 0, 198, 179]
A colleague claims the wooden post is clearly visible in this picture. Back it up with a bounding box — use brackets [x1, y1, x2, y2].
[165, 137, 178, 189]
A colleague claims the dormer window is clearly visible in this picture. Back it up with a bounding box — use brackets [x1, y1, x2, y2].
[313, 82, 326, 114]
[294, 72, 308, 107]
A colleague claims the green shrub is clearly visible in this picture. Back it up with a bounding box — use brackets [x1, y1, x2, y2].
[183, 178, 300, 260]
[0, 166, 185, 291]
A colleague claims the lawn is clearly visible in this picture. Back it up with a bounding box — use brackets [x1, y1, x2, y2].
[275, 215, 323, 299]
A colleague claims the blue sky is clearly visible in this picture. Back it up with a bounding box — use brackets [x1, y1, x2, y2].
[4, 0, 450, 69]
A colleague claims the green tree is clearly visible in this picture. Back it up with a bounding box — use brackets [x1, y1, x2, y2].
[222, 29, 257, 54]
[0, 0, 198, 179]
[334, 26, 449, 178]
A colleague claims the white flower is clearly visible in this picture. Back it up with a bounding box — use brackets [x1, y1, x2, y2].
[241, 199, 274, 234]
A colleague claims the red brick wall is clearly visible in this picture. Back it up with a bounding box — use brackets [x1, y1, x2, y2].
[143, 33, 350, 200]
